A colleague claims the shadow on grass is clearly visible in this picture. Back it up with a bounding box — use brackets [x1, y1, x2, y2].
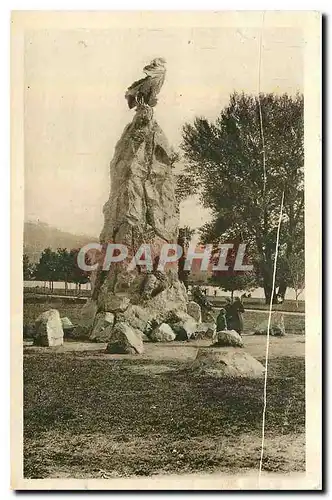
[23, 355, 305, 478]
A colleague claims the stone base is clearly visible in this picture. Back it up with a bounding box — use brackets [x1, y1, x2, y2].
[81, 106, 197, 341]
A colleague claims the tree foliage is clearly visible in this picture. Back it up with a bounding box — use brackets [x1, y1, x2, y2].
[23, 253, 34, 280]
[175, 172, 198, 204]
[209, 243, 258, 300]
[34, 248, 59, 290]
[182, 92, 304, 302]
[33, 247, 90, 292]
[285, 250, 305, 307]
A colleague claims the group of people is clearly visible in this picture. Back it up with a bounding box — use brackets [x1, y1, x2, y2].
[216, 297, 245, 335]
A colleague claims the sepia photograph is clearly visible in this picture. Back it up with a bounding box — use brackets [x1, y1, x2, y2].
[11, 10, 321, 490]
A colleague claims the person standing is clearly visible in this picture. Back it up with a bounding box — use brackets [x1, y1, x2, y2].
[216, 307, 228, 332]
[224, 298, 233, 329]
[230, 297, 245, 335]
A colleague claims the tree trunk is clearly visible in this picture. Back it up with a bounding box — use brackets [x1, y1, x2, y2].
[231, 290, 234, 302]
[277, 282, 287, 301]
[263, 280, 278, 305]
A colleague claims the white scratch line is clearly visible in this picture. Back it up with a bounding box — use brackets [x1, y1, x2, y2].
[256, 10, 284, 484]
[258, 190, 285, 483]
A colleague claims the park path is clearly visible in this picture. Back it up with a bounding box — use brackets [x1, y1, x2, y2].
[212, 307, 304, 316]
[244, 308, 304, 316]
[24, 334, 305, 359]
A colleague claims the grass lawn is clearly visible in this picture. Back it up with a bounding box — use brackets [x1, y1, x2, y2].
[24, 348, 305, 479]
[243, 310, 304, 334]
[209, 296, 305, 313]
[24, 289, 305, 313]
[24, 302, 83, 328]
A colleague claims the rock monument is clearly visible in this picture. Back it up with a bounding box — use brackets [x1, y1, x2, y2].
[79, 58, 199, 349]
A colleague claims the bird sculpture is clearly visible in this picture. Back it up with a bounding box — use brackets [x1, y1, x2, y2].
[125, 57, 166, 109]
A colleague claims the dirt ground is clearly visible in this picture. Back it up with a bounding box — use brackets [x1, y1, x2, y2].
[24, 333, 305, 361]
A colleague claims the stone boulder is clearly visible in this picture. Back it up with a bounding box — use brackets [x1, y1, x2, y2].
[23, 322, 35, 339]
[118, 304, 158, 333]
[172, 318, 197, 341]
[98, 292, 130, 314]
[165, 310, 197, 341]
[191, 322, 216, 340]
[139, 332, 150, 342]
[189, 348, 265, 378]
[187, 301, 202, 323]
[149, 323, 176, 342]
[145, 280, 188, 317]
[254, 313, 286, 337]
[60, 317, 75, 339]
[34, 309, 64, 347]
[106, 322, 144, 354]
[61, 317, 74, 331]
[89, 312, 115, 342]
[166, 309, 192, 324]
[75, 299, 98, 337]
[212, 330, 244, 348]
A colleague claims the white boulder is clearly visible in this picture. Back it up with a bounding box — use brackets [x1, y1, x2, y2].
[34, 309, 64, 347]
[150, 323, 176, 342]
[212, 330, 244, 348]
[90, 312, 115, 342]
[187, 301, 202, 323]
[106, 322, 144, 354]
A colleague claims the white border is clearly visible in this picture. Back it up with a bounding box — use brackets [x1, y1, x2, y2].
[3, 5, 325, 496]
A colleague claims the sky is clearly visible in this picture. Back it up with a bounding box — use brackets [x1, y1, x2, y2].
[24, 25, 303, 236]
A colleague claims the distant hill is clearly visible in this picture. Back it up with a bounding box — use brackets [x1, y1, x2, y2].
[24, 221, 98, 262]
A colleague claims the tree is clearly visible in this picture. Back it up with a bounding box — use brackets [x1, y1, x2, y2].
[177, 226, 195, 289]
[175, 172, 198, 204]
[174, 157, 197, 289]
[182, 92, 304, 303]
[209, 243, 258, 301]
[191, 285, 213, 311]
[56, 248, 72, 294]
[23, 253, 34, 281]
[23, 253, 35, 281]
[285, 251, 305, 308]
[68, 248, 90, 294]
[34, 248, 59, 291]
